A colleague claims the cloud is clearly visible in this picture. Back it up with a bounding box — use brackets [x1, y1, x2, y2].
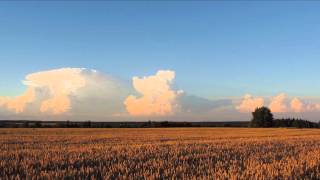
[269, 93, 288, 113]
[0, 68, 85, 114]
[269, 94, 320, 113]
[178, 94, 233, 114]
[70, 69, 130, 118]
[26, 68, 87, 114]
[290, 97, 320, 113]
[236, 94, 264, 113]
[40, 95, 71, 114]
[236, 93, 320, 114]
[124, 70, 183, 116]
[3, 67, 320, 121]
[290, 97, 304, 113]
[0, 87, 35, 113]
[0, 68, 130, 117]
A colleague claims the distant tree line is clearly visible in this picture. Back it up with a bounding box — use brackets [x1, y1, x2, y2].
[250, 106, 320, 128]
[1, 108, 319, 128]
[0, 120, 249, 128]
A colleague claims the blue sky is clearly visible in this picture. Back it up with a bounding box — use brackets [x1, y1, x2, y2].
[1, 1, 320, 99]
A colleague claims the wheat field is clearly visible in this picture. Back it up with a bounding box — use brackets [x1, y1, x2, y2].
[0, 128, 320, 179]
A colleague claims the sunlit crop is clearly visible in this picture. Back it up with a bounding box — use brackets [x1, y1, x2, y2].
[0, 128, 320, 179]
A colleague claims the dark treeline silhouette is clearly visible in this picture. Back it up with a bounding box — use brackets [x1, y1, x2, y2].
[1, 108, 319, 128]
[0, 120, 249, 128]
[250, 107, 320, 128]
[273, 118, 319, 128]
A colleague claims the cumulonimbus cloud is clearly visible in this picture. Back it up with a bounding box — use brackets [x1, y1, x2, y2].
[0, 68, 129, 116]
[0, 68, 86, 114]
[124, 70, 183, 116]
[27, 68, 87, 114]
[0, 68, 187, 118]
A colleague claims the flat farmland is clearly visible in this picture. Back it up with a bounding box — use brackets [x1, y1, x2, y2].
[0, 128, 320, 179]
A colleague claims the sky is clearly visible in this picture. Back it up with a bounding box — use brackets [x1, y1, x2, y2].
[1, 1, 320, 121]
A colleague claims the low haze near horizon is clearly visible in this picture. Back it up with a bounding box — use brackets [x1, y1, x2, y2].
[1, 1, 320, 121]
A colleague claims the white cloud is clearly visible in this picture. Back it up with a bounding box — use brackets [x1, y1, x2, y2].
[178, 94, 233, 114]
[124, 70, 183, 116]
[70, 69, 130, 118]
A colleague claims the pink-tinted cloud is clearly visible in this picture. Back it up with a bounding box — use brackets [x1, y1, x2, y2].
[0, 68, 131, 118]
[290, 97, 304, 113]
[290, 97, 320, 113]
[26, 68, 86, 114]
[40, 95, 71, 114]
[0, 68, 86, 114]
[237, 93, 320, 114]
[0, 87, 35, 113]
[3, 67, 320, 121]
[269, 94, 320, 113]
[269, 93, 288, 113]
[124, 70, 183, 116]
[236, 94, 264, 113]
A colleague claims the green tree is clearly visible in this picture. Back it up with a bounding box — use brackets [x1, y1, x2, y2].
[250, 107, 273, 127]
